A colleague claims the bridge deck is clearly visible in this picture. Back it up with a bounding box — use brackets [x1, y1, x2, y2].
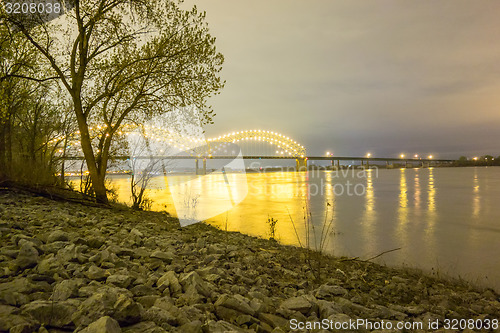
[64, 155, 455, 163]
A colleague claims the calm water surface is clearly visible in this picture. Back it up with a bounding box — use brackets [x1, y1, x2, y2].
[96, 167, 500, 290]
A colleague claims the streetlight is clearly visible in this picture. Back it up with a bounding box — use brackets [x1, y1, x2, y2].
[366, 153, 371, 158]
[428, 155, 433, 159]
[414, 154, 419, 159]
[400, 154, 405, 159]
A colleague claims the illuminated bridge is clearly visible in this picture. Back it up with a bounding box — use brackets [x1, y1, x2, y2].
[64, 127, 456, 174]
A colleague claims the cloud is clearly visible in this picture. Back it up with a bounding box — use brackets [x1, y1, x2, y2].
[184, 0, 500, 156]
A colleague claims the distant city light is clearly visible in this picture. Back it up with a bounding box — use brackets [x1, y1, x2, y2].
[400, 154, 405, 159]
[414, 154, 419, 158]
[366, 153, 371, 158]
[428, 155, 433, 159]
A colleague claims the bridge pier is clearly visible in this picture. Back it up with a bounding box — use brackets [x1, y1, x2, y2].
[195, 159, 207, 175]
[296, 158, 307, 171]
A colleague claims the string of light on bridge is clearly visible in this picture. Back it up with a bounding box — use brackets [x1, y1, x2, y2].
[51, 125, 307, 158]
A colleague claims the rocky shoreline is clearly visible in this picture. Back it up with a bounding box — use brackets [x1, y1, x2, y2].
[0, 189, 499, 332]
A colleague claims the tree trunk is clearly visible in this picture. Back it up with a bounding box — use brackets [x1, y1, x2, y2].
[5, 117, 12, 178]
[74, 99, 108, 204]
[0, 123, 6, 181]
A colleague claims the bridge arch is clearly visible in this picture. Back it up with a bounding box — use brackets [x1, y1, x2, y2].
[64, 126, 306, 158]
[206, 129, 306, 157]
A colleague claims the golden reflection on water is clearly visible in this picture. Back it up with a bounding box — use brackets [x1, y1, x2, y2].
[426, 168, 436, 232]
[424, 168, 437, 257]
[414, 169, 421, 209]
[428, 168, 436, 213]
[472, 168, 481, 219]
[397, 168, 408, 240]
[211, 172, 311, 245]
[321, 171, 337, 251]
[361, 169, 376, 255]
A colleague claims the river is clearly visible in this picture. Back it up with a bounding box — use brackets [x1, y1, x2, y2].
[76, 166, 500, 290]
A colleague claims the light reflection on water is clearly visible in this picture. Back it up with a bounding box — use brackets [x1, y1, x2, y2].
[81, 167, 500, 290]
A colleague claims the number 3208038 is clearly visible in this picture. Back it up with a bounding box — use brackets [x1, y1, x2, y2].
[4, 2, 62, 14]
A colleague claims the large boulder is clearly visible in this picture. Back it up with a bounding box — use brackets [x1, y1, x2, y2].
[72, 287, 141, 327]
[214, 294, 255, 316]
[80, 316, 121, 333]
[280, 295, 314, 315]
[16, 243, 39, 269]
[0, 305, 37, 332]
[179, 271, 212, 298]
[156, 271, 182, 296]
[106, 274, 133, 289]
[47, 230, 70, 243]
[21, 299, 80, 329]
[52, 279, 84, 301]
[150, 250, 173, 264]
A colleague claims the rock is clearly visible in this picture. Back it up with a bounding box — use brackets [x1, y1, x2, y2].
[136, 295, 160, 309]
[214, 294, 255, 316]
[21, 299, 79, 328]
[16, 242, 39, 269]
[106, 274, 132, 289]
[47, 230, 69, 243]
[131, 247, 150, 259]
[52, 279, 82, 301]
[86, 236, 105, 249]
[80, 316, 121, 333]
[177, 285, 204, 305]
[315, 284, 348, 299]
[0, 313, 36, 332]
[179, 271, 212, 298]
[57, 244, 86, 264]
[18, 238, 43, 250]
[122, 321, 167, 333]
[156, 271, 182, 296]
[214, 305, 241, 323]
[150, 250, 173, 263]
[142, 306, 178, 327]
[203, 320, 241, 332]
[280, 296, 313, 314]
[130, 228, 144, 237]
[72, 288, 141, 327]
[0, 277, 35, 294]
[0, 277, 42, 306]
[86, 265, 107, 281]
[404, 305, 426, 316]
[333, 296, 370, 315]
[108, 245, 135, 257]
[8, 322, 39, 333]
[177, 320, 203, 333]
[327, 313, 352, 325]
[258, 313, 288, 329]
[316, 300, 342, 319]
[0, 304, 19, 317]
[36, 255, 63, 276]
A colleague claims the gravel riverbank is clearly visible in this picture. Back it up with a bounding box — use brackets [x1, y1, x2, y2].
[0, 189, 499, 332]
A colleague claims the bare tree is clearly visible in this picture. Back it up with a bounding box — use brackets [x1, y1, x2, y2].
[127, 127, 170, 210]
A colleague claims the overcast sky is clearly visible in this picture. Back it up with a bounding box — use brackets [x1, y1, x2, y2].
[183, 1, 500, 158]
